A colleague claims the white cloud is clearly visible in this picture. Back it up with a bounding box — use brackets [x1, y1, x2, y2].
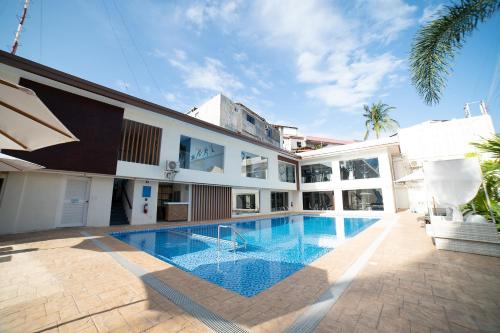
[169, 53, 244, 94]
[360, 0, 418, 43]
[419, 4, 445, 25]
[233, 52, 248, 62]
[185, 1, 241, 30]
[163, 92, 177, 102]
[248, 0, 415, 112]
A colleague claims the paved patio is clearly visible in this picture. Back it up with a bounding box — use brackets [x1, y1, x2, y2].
[0, 211, 499, 333]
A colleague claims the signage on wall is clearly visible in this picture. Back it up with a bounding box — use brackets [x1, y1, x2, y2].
[142, 185, 152, 198]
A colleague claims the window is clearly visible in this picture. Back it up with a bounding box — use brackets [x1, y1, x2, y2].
[236, 194, 256, 210]
[301, 163, 332, 183]
[342, 188, 384, 211]
[119, 119, 162, 165]
[179, 135, 224, 173]
[303, 191, 334, 210]
[297, 142, 302, 148]
[241, 151, 268, 179]
[271, 192, 289, 211]
[246, 114, 255, 125]
[278, 161, 296, 183]
[340, 157, 379, 180]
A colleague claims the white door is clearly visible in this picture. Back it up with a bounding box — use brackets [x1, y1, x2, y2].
[60, 177, 90, 227]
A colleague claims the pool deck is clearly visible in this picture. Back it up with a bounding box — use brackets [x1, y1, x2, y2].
[0, 211, 499, 333]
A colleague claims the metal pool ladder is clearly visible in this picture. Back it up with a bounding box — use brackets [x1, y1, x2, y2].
[217, 225, 247, 252]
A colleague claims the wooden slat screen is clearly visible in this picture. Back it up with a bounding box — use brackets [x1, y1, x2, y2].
[191, 185, 232, 221]
[118, 119, 162, 165]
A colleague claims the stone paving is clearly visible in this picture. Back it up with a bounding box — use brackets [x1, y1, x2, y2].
[0, 211, 499, 333]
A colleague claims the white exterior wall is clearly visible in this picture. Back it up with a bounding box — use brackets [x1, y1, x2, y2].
[0, 172, 64, 234]
[299, 148, 396, 213]
[127, 179, 158, 225]
[116, 105, 297, 192]
[189, 94, 222, 126]
[399, 115, 495, 161]
[86, 177, 114, 227]
[0, 172, 114, 234]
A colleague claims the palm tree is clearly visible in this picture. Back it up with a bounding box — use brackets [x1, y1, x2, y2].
[471, 133, 500, 158]
[363, 102, 399, 140]
[410, 0, 499, 105]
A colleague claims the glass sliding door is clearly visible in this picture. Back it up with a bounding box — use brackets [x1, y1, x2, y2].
[301, 163, 332, 183]
[302, 191, 334, 210]
[339, 157, 379, 180]
[342, 188, 384, 211]
[271, 192, 289, 212]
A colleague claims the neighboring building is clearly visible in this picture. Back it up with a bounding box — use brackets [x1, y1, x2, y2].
[0, 51, 495, 234]
[187, 94, 281, 148]
[274, 125, 355, 153]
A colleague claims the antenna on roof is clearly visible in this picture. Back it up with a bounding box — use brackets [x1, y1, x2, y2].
[11, 0, 30, 55]
[479, 100, 488, 115]
[464, 100, 488, 118]
[463, 103, 472, 118]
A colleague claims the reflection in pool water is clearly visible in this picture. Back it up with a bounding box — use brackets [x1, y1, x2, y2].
[112, 215, 378, 297]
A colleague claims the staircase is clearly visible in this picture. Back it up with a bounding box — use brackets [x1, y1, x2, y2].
[110, 201, 128, 225]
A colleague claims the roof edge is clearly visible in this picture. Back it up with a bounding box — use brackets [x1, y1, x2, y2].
[0, 51, 299, 160]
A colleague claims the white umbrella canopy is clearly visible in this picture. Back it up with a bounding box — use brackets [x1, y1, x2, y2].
[0, 152, 44, 172]
[0, 77, 78, 151]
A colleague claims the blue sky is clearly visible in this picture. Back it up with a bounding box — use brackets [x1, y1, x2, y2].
[0, 0, 498, 140]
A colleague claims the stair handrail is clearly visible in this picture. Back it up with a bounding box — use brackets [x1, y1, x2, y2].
[122, 185, 132, 210]
[217, 225, 247, 251]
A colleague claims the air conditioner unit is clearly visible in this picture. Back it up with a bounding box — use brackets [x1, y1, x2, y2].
[166, 160, 179, 171]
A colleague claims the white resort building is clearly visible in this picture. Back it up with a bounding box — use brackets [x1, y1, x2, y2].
[0, 50, 495, 234]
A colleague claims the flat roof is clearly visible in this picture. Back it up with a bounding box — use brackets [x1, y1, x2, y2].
[299, 136, 400, 159]
[0, 51, 298, 159]
[306, 136, 356, 145]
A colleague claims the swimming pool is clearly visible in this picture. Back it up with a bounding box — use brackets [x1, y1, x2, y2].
[111, 215, 378, 297]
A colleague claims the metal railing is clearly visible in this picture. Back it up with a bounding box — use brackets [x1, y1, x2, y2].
[217, 225, 247, 252]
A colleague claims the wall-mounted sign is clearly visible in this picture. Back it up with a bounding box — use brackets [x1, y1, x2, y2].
[142, 185, 152, 198]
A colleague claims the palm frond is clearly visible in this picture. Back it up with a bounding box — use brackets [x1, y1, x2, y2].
[410, 0, 499, 105]
[471, 134, 500, 158]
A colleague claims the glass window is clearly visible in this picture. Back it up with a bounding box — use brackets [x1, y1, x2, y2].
[340, 157, 379, 180]
[179, 135, 224, 173]
[342, 188, 384, 211]
[271, 192, 289, 212]
[278, 161, 296, 183]
[301, 163, 332, 183]
[236, 194, 256, 210]
[246, 114, 255, 125]
[303, 191, 334, 210]
[241, 152, 268, 179]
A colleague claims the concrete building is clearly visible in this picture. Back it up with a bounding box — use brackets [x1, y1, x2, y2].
[0, 51, 495, 234]
[274, 125, 355, 153]
[187, 94, 281, 148]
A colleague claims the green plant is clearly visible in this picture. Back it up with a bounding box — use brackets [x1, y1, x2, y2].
[363, 102, 399, 140]
[410, 0, 500, 105]
[471, 134, 500, 158]
[462, 135, 500, 223]
[462, 160, 500, 222]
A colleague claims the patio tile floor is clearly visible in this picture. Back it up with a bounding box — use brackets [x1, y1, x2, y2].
[0, 211, 499, 332]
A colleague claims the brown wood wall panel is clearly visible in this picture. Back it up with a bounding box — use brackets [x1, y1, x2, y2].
[118, 119, 162, 165]
[6, 78, 124, 175]
[191, 185, 231, 221]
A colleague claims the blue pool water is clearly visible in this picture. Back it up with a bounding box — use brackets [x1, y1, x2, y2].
[111, 215, 378, 297]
